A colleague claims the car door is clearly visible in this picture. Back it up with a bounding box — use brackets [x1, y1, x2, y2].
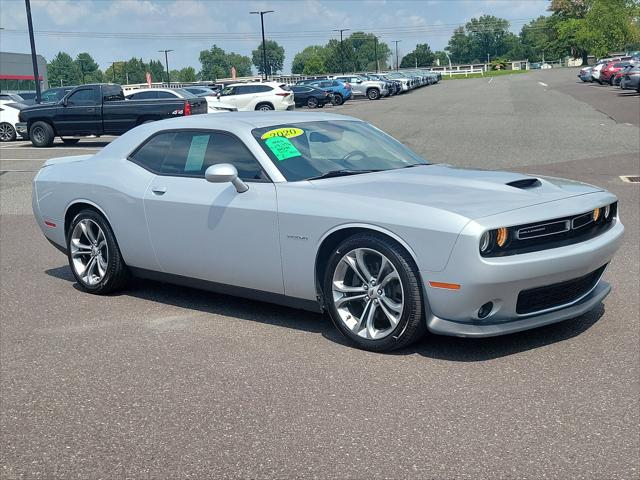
[231, 85, 256, 110]
[55, 87, 101, 136]
[218, 86, 239, 109]
[350, 77, 366, 95]
[139, 129, 284, 294]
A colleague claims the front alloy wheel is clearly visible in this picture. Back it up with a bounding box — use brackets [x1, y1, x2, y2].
[0, 122, 16, 142]
[332, 248, 403, 340]
[324, 233, 426, 352]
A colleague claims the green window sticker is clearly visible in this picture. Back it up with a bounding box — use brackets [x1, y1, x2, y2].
[185, 135, 210, 172]
[264, 136, 301, 161]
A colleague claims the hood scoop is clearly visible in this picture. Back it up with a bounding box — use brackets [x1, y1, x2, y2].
[506, 178, 542, 190]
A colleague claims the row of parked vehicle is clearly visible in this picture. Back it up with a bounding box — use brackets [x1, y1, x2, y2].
[0, 69, 441, 145]
[578, 55, 640, 92]
[293, 69, 440, 107]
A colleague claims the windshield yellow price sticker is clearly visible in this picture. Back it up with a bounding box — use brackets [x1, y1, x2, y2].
[261, 127, 304, 140]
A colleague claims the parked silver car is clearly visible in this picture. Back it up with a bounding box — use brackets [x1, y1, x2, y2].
[333, 75, 388, 100]
[32, 112, 623, 352]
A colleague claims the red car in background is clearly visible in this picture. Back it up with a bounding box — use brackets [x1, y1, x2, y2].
[601, 61, 632, 85]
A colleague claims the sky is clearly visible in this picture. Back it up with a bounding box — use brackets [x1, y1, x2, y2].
[0, 0, 550, 74]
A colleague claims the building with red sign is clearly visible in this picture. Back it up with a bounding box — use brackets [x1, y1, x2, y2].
[0, 51, 48, 92]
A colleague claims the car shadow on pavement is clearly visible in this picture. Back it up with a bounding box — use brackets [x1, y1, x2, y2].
[404, 305, 604, 361]
[46, 265, 605, 361]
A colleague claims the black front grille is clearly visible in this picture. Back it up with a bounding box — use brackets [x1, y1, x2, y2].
[516, 265, 606, 315]
[483, 202, 617, 257]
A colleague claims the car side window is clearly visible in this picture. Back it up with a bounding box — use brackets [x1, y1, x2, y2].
[129, 132, 176, 172]
[130, 131, 267, 181]
[67, 89, 98, 106]
[132, 91, 158, 100]
[236, 86, 255, 95]
[254, 85, 272, 93]
[156, 91, 178, 99]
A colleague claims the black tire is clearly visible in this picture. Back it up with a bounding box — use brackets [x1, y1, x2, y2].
[29, 121, 54, 147]
[332, 93, 344, 106]
[255, 103, 274, 111]
[0, 122, 16, 142]
[323, 233, 426, 352]
[62, 138, 80, 145]
[307, 96, 319, 108]
[367, 88, 380, 100]
[609, 76, 614, 86]
[67, 209, 129, 294]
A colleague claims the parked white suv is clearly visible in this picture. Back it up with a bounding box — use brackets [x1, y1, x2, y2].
[216, 82, 295, 111]
[333, 75, 388, 100]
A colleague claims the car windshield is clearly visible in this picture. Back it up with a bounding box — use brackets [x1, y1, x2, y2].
[173, 88, 197, 98]
[252, 120, 429, 182]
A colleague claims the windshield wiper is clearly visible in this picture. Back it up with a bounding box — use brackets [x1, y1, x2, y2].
[306, 169, 382, 180]
[401, 163, 430, 168]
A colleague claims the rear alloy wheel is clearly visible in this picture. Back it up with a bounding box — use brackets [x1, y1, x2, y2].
[307, 97, 319, 108]
[29, 121, 54, 147]
[324, 233, 426, 352]
[256, 103, 274, 111]
[0, 122, 16, 142]
[67, 210, 129, 294]
[367, 88, 380, 100]
[332, 93, 344, 106]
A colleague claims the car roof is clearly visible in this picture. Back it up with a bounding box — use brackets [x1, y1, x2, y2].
[227, 81, 282, 87]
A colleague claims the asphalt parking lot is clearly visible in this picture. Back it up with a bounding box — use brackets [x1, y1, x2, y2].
[1, 67, 638, 479]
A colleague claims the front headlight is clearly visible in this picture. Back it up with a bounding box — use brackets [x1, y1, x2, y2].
[480, 231, 491, 253]
[479, 227, 510, 253]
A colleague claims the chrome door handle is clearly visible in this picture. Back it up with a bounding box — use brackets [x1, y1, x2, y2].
[151, 186, 167, 195]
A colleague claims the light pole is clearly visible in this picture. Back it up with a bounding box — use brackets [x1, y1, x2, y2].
[110, 62, 118, 83]
[251, 10, 274, 80]
[444, 48, 452, 74]
[24, 0, 41, 102]
[393, 40, 401, 70]
[333, 29, 350, 74]
[158, 49, 173, 86]
[373, 36, 379, 73]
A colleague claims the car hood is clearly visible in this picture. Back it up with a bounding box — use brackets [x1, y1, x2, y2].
[307, 164, 602, 219]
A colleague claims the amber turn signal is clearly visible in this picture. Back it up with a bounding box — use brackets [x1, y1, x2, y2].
[592, 208, 601, 222]
[496, 227, 509, 247]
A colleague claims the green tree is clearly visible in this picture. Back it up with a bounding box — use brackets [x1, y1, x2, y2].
[400, 43, 435, 68]
[447, 27, 472, 63]
[547, 0, 640, 63]
[581, 0, 640, 57]
[75, 53, 100, 84]
[178, 66, 197, 82]
[48, 52, 80, 87]
[292, 45, 327, 74]
[303, 55, 325, 75]
[226, 53, 253, 77]
[199, 45, 252, 80]
[348, 32, 391, 72]
[433, 50, 450, 66]
[252, 40, 285, 76]
[148, 59, 166, 83]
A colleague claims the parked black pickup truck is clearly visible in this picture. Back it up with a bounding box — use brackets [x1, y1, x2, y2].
[16, 83, 207, 147]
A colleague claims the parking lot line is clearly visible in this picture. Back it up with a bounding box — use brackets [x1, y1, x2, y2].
[538, 81, 549, 87]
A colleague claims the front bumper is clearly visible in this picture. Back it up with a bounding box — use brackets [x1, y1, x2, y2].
[16, 122, 28, 139]
[427, 281, 610, 337]
[421, 196, 624, 337]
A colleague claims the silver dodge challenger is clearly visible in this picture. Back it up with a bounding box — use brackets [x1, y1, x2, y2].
[32, 112, 624, 352]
